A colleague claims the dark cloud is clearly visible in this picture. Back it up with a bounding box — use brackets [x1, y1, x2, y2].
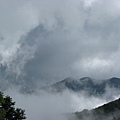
[0, 0, 120, 87]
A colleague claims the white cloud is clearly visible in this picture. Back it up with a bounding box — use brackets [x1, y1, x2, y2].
[83, 0, 97, 7]
[4, 88, 106, 120]
[4, 84, 120, 120]
[81, 57, 111, 70]
[0, 0, 39, 65]
[1, 0, 120, 85]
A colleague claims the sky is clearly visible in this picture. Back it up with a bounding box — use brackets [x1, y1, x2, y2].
[0, 0, 120, 87]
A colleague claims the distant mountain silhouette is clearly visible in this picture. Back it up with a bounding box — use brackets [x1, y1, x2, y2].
[39, 77, 120, 96]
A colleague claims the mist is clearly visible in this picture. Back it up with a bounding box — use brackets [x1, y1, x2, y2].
[4, 88, 105, 120]
[4, 84, 120, 120]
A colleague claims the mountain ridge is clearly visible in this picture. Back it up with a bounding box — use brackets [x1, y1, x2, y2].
[75, 97, 120, 120]
[38, 77, 120, 96]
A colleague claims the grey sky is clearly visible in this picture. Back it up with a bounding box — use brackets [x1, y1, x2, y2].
[0, 0, 120, 86]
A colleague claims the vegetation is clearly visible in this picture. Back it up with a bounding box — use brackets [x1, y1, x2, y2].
[75, 98, 120, 120]
[0, 91, 26, 120]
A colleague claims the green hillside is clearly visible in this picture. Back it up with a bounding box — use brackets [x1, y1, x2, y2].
[75, 98, 120, 120]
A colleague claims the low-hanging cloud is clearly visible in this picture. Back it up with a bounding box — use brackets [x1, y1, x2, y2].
[4, 84, 120, 120]
[4, 87, 107, 120]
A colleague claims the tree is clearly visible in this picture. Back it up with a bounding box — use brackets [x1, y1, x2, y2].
[0, 91, 26, 120]
[0, 92, 5, 120]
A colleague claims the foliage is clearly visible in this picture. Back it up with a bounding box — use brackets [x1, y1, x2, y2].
[75, 98, 120, 120]
[0, 91, 26, 120]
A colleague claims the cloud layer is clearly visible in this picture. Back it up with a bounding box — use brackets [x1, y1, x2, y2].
[1, 0, 120, 87]
[4, 88, 106, 120]
[4, 85, 120, 120]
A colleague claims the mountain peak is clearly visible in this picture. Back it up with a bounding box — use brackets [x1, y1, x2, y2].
[80, 77, 92, 81]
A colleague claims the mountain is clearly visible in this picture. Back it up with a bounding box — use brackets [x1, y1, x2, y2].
[75, 98, 120, 120]
[39, 77, 120, 96]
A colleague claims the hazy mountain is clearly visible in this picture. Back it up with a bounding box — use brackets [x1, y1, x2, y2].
[75, 98, 120, 120]
[39, 77, 120, 96]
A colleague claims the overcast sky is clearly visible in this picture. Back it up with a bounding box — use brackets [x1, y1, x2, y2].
[1, 0, 120, 86]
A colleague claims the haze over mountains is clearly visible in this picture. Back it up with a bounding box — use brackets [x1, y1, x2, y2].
[1, 61, 120, 101]
[40, 77, 120, 95]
